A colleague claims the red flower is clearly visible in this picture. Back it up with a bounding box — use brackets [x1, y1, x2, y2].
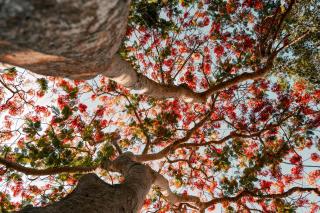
[291, 166, 302, 177]
[260, 180, 272, 189]
[210, 22, 220, 33]
[294, 81, 306, 92]
[194, 179, 205, 190]
[36, 90, 45, 97]
[314, 90, 320, 99]
[100, 120, 108, 128]
[96, 108, 104, 117]
[34, 105, 48, 114]
[143, 199, 152, 207]
[203, 17, 210, 26]
[311, 153, 320, 162]
[94, 132, 104, 142]
[254, 1, 263, 10]
[214, 45, 224, 58]
[78, 103, 87, 113]
[203, 63, 211, 74]
[226, 2, 235, 14]
[289, 154, 302, 164]
[163, 59, 174, 67]
[57, 96, 66, 108]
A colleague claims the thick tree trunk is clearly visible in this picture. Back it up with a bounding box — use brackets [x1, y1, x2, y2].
[18, 153, 154, 213]
[0, 0, 203, 102]
[0, 0, 130, 79]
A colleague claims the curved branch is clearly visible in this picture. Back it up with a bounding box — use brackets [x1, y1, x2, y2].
[0, 157, 97, 176]
[153, 169, 320, 211]
[137, 110, 295, 162]
[201, 57, 275, 99]
[136, 118, 282, 162]
[177, 126, 272, 149]
[275, 30, 310, 53]
[103, 55, 205, 103]
[153, 171, 201, 205]
[203, 187, 320, 209]
[121, 94, 151, 154]
[135, 112, 212, 162]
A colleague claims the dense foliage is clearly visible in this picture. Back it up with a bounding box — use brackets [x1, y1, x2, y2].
[0, 0, 319, 212]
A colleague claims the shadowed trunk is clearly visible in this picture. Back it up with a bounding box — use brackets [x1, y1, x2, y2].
[0, 0, 203, 102]
[0, 0, 130, 79]
[18, 153, 154, 213]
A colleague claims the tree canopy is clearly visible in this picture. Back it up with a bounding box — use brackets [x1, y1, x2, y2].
[0, 0, 319, 212]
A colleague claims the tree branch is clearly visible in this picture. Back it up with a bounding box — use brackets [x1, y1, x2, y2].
[266, 0, 296, 54]
[203, 187, 320, 209]
[102, 55, 204, 103]
[135, 112, 212, 162]
[153, 168, 319, 212]
[177, 124, 277, 149]
[152, 171, 201, 206]
[201, 57, 275, 99]
[136, 115, 287, 162]
[121, 94, 151, 155]
[0, 157, 97, 176]
[110, 130, 123, 155]
[275, 30, 310, 53]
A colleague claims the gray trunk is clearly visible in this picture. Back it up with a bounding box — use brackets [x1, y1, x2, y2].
[0, 0, 203, 102]
[18, 154, 154, 213]
[0, 0, 130, 79]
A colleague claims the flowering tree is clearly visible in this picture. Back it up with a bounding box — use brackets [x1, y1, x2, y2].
[0, 0, 319, 212]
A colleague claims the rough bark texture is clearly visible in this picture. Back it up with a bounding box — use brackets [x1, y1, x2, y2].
[0, 0, 206, 102]
[0, 0, 130, 79]
[18, 153, 154, 213]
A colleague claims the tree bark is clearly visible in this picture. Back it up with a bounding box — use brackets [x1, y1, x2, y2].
[0, 0, 130, 79]
[18, 153, 155, 213]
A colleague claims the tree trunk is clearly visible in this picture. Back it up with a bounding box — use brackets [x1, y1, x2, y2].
[18, 153, 154, 213]
[0, 0, 130, 79]
[0, 0, 203, 102]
